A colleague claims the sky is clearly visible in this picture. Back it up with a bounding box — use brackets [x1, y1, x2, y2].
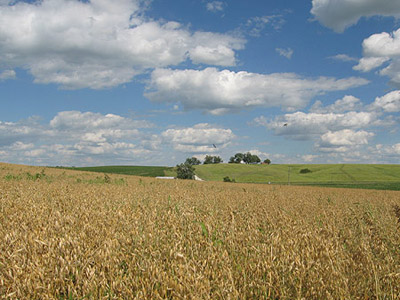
[0, 0, 400, 167]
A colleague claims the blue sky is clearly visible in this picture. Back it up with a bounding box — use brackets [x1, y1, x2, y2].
[0, 0, 400, 166]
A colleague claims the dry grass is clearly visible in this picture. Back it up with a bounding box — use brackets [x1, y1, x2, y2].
[1, 162, 400, 299]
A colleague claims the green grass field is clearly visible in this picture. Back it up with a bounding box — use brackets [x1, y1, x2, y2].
[58, 164, 400, 190]
[59, 165, 173, 177]
[193, 164, 400, 190]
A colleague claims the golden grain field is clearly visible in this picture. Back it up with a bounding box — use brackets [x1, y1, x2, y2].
[0, 162, 400, 299]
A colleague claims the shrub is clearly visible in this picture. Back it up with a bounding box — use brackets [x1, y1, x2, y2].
[104, 174, 111, 184]
[300, 168, 312, 174]
[176, 163, 195, 180]
[223, 176, 235, 183]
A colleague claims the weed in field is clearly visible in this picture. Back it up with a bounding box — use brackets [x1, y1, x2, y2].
[393, 204, 400, 225]
[4, 173, 22, 181]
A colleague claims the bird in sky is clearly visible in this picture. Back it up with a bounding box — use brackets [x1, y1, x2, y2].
[213, 144, 217, 148]
[283, 123, 288, 127]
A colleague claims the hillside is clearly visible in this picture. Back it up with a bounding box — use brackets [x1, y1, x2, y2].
[59, 165, 173, 177]
[56, 164, 400, 190]
[193, 164, 400, 189]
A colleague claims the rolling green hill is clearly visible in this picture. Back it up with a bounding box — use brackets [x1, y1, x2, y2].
[192, 164, 400, 190]
[60, 165, 173, 177]
[58, 164, 400, 190]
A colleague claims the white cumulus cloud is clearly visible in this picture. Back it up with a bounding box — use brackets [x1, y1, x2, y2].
[244, 15, 286, 37]
[265, 111, 376, 140]
[50, 110, 152, 131]
[206, 1, 225, 12]
[161, 123, 235, 153]
[311, 0, 400, 32]
[376, 143, 400, 155]
[146, 68, 369, 114]
[0, 111, 160, 166]
[370, 90, 400, 112]
[0, 69, 16, 80]
[354, 28, 400, 87]
[0, 0, 244, 89]
[49, 111, 153, 143]
[276, 48, 293, 59]
[329, 54, 358, 62]
[310, 95, 362, 113]
[320, 129, 374, 146]
[302, 154, 318, 162]
[317, 129, 374, 153]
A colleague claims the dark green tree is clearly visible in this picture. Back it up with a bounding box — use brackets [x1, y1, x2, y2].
[263, 158, 271, 165]
[203, 155, 214, 164]
[212, 156, 223, 164]
[185, 157, 201, 165]
[229, 153, 244, 163]
[204, 155, 223, 164]
[176, 163, 195, 179]
[243, 152, 261, 164]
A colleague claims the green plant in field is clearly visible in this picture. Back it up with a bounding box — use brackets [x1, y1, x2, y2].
[114, 178, 126, 185]
[194, 221, 209, 238]
[223, 176, 235, 183]
[299, 168, 312, 174]
[4, 174, 22, 181]
[104, 174, 111, 183]
[200, 222, 208, 238]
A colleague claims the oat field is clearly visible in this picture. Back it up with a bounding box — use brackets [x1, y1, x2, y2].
[1, 163, 400, 299]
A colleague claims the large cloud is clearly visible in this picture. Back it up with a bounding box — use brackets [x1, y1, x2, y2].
[0, 111, 159, 165]
[261, 111, 376, 140]
[0, 119, 52, 147]
[376, 143, 400, 155]
[145, 68, 368, 114]
[252, 89, 400, 156]
[161, 123, 235, 153]
[354, 29, 400, 87]
[317, 129, 374, 153]
[49, 111, 152, 143]
[310, 95, 362, 113]
[370, 90, 400, 112]
[0, 0, 244, 89]
[311, 0, 400, 32]
[252, 94, 382, 155]
[0, 69, 15, 80]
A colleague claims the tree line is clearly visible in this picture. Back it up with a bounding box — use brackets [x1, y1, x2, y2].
[176, 152, 271, 179]
[184, 152, 271, 166]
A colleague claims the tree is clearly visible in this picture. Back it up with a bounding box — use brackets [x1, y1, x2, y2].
[185, 157, 201, 165]
[213, 156, 223, 164]
[229, 152, 261, 164]
[264, 158, 271, 165]
[176, 163, 195, 179]
[203, 155, 214, 164]
[204, 155, 223, 164]
[243, 152, 261, 164]
[229, 153, 244, 164]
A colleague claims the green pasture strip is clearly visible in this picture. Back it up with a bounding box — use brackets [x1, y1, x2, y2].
[58, 165, 173, 177]
[295, 181, 400, 191]
[194, 164, 400, 184]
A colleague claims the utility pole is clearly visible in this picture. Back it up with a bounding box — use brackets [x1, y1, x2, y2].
[288, 166, 291, 186]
